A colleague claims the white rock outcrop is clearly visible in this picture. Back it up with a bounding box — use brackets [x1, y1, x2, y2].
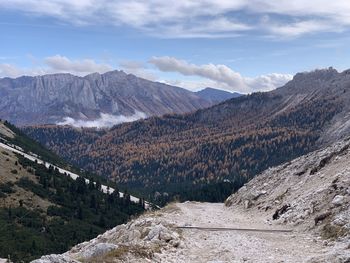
[32, 215, 181, 263]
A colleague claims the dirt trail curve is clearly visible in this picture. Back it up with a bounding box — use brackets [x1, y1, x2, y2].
[159, 202, 327, 263]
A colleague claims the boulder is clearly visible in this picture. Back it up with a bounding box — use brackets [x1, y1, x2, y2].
[77, 243, 118, 259]
[332, 195, 345, 207]
[146, 224, 168, 241]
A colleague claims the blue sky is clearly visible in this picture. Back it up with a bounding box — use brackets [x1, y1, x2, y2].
[1, 0, 350, 93]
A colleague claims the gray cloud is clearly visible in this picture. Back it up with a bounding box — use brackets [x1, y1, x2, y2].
[1, 1, 350, 38]
[150, 56, 292, 93]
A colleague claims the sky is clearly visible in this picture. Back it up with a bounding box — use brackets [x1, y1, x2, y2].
[1, 0, 350, 93]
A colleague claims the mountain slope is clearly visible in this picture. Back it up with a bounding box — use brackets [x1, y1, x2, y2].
[225, 136, 350, 262]
[32, 136, 350, 263]
[0, 121, 145, 262]
[195, 87, 242, 103]
[0, 71, 210, 126]
[23, 68, 349, 200]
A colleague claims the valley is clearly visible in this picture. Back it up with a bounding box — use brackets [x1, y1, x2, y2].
[1, 67, 350, 263]
[2, 2, 350, 262]
[32, 133, 350, 263]
[23, 68, 347, 201]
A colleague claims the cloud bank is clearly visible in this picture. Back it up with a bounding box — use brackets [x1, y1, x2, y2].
[119, 60, 157, 81]
[56, 112, 147, 128]
[150, 56, 292, 93]
[45, 55, 112, 75]
[1, 1, 350, 38]
[0, 55, 112, 78]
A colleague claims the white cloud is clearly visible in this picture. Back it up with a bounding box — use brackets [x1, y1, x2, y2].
[119, 60, 157, 81]
[163, 79, 222, 92]
[150, 56, 292, 93]
[0, 54, 292, 93]
[56, 111, 146, 128]
[45, 55, 112, 75]
[0, 55, 113, 78]
[2, 1, 350, 38]
[0, 63, 23, 78]
[0, 63, 47, 78]
[265, 20, 342, 38]
[245, 73, 293, 91]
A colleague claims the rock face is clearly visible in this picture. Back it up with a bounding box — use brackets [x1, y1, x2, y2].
[274, 67, 350, 145]
[0, 71, 210, 126]
[225, 136, 350, 258]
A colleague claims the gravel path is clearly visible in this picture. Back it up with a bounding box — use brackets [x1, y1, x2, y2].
[158, 202, 327, 263]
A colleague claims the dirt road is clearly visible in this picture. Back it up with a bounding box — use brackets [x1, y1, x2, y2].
[158, 202, 327, 263]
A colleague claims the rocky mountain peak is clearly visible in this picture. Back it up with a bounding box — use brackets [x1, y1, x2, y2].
[275, 67, 343, 96]
[292, 67, 339, 82]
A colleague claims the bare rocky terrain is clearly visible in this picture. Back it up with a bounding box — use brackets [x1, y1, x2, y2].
[225, 136, 350, 262]
[32, 201, 349, 263]
[31, 136, 350, 263]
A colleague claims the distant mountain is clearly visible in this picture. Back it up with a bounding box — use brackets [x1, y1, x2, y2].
[195, 87, 242, 103]
[24, 68, 350, 200]
[0, 70, 210, 126]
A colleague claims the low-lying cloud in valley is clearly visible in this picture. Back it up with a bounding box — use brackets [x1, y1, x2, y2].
[57, 112, 147, 128]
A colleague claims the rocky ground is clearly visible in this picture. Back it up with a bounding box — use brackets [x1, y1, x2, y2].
[226, 137, 350, 262]
[31, 201, 348, 263]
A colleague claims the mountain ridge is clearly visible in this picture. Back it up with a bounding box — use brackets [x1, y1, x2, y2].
[0, 70, 211, 126]
[195, 87, 242, 103]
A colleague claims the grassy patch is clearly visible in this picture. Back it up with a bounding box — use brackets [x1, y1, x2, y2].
[321, 223, 347, 240]
[85, 244, 162, 263]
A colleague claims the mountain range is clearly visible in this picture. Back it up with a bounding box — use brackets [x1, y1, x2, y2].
[23, 67, 350, 200]
[0, 70, 216, 126]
